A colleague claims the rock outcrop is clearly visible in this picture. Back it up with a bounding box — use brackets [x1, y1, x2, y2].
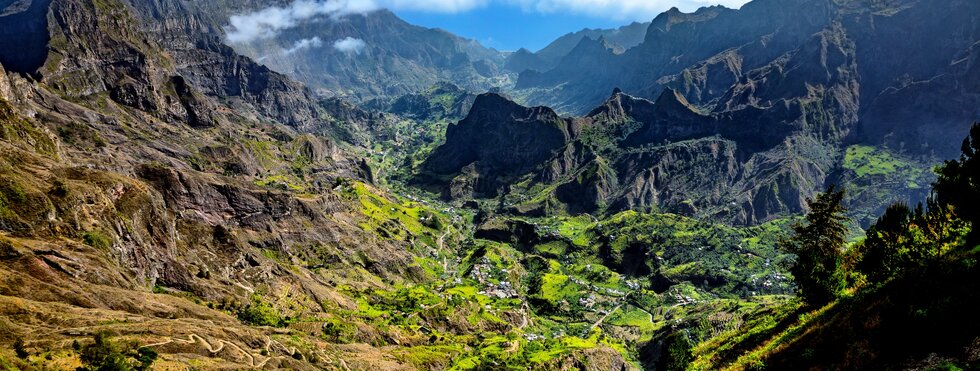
[419, 93, 577, 198]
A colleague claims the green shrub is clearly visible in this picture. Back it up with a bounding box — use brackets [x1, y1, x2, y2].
[49, 179, 69, 197]
[237, 295, 284, 327]
[0, 238, 17, 259]
[83, 231, 113, 250]
[934, 122, 980, 244]
[658, 331, 694, 371]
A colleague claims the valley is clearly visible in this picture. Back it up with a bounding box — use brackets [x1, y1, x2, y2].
[0, 0, 977, 370]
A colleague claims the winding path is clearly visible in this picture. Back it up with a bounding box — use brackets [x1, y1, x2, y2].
[145, 334, 272, 368]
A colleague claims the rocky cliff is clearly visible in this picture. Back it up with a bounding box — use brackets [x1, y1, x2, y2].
[419, 87, 847, 225]
[418, 93, 577, 199]
[0, 0, 493, 368]
[419, 0, 978, 225]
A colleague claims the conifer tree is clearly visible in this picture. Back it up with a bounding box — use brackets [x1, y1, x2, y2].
[781, 186, 849, 306]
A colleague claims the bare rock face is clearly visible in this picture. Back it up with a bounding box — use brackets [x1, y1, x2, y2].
[418, 84, 846, 225]
[0, 0, 382, 141]
[419, 93, 576, 198]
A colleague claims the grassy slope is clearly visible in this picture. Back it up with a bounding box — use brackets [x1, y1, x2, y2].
[691, 248, 979, 371]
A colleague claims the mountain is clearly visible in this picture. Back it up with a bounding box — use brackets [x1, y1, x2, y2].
[513, 0, 980, 161]
[416, 0, 979, 226]
[504, 21, 650, 73]
[417, 89, 842, 225]
[219, 6, 509, 102]
[383, 82, 477, 123]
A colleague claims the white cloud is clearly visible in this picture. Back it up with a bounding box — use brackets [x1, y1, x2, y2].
[505, 0, 751, 21]
[225, 0, 381, 43]
[384, 0, 489, 12]
[333, 37, 367, 54]
[283, 37, 324, 55]
[225, 0, 491, 44]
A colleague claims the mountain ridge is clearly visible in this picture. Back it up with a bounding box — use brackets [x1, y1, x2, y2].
[222, 7, 509, 102]
[511, 0, 979, 163]
[504, 21, 650, 74]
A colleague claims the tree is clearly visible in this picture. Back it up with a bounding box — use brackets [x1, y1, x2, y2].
[934, 123, 980, 244]
[79, 332, 130, 371]
[237, 295, 284, 327]
[858, 198, 970, 285]
[780, 186, 849, 306]
[858, 203, 914, 283]
[658, 330, 695, 371]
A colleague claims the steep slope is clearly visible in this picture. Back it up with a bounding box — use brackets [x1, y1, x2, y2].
[418, 0, 978, 226]
[690, 126, 980, 370]
[123, 0, 386, 143]
[383, 82, 477, 123]
[0, 0, 466, 368]
[0, 1, 670, 369]
[0, 0, 387, 144]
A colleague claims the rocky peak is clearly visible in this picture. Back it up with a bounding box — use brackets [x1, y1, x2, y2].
[585, 88, 657, 124]
[649, 4, 731, 33]
[417, 93, 574, 197]
[566, 35, 616, 57]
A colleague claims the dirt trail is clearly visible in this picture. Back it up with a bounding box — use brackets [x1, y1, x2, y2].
[145, 334, 272, 368]
[589, 304, 623, 332]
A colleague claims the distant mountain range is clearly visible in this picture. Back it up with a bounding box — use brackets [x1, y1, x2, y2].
[504, 21, 650, 74]
[224, 8, 509, 101]
[212, 5, 653, 103]
[217, 0, 977, 167]
[511, 0, 980, 159]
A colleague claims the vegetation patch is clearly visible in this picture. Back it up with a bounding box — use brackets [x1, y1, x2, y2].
[844, 145, 915, 178]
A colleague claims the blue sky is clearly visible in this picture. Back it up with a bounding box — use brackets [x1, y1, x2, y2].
[224, 0, 753, 52]
[390, 0, 752, 51]
[396, 8, 631, 52]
